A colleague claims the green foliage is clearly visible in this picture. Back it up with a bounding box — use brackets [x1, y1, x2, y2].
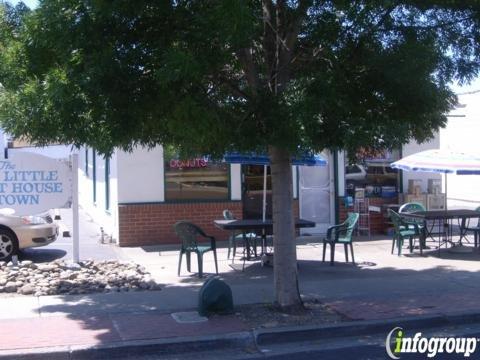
[0, 1, 479, 157]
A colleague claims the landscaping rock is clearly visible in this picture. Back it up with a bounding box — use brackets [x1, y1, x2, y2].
[0, 259, 161, 296]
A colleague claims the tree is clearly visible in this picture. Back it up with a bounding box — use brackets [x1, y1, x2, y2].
[1, 0, 480, 310]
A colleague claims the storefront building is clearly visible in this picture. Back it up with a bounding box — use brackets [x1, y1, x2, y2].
[77, 138, 439, 247]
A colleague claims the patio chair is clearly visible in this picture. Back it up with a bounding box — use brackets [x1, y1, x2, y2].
[399, 201, 426, 240]
[174, 221, 218, 278]
[322, 212, 359, 266]
[388, 209, 424, 256]
[460, 206, 480, 247]
[399, 202, 426, 214]
[223, 210, 257, 260]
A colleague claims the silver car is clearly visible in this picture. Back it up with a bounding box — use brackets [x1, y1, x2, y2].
[0, 211, 59, 261]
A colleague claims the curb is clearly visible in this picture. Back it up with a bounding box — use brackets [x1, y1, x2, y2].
[0, 332, 255, 360]
[255, 310, 480, 346]
[3, 310, 480, 359]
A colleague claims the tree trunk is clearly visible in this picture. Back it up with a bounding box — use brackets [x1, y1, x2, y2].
[269, 145, 303, 310]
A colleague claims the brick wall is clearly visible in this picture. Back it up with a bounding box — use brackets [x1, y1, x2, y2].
[118, 202, 243, 246]
[338, 196, 398, 235]
[118, 199, 300, 247]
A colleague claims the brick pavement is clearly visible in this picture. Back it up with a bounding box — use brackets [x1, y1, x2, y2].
[0, 311, 247, 352]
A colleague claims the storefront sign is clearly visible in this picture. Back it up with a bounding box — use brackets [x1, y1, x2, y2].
[0, 151, 72, 215]
[169, 158, 208, 169]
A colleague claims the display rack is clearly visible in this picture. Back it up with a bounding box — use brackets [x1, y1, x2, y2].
[354, 197, 370, 238]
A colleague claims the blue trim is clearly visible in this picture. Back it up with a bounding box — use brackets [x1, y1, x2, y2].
[105, 157, 110, 211]
[294, 166, 299, 200]
[85, 148, 89, 177]
[92, 149, 97, 204]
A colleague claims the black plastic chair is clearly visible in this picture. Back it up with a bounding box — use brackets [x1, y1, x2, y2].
[223, 210, 257, 260]
[174, 221, 218, 277]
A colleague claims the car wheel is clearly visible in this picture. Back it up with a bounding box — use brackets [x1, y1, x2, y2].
[0, 229, 19, 262]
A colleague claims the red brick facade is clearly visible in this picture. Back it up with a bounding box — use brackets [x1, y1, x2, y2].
[118, 200, 300, 246]
[338, 196, 398, 235]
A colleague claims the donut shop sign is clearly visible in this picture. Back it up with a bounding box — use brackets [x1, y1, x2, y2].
[169, 158, 208, 169]
[0, 151, 72, 215]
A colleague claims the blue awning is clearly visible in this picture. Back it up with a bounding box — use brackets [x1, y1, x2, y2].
[224, 152, 327, 166]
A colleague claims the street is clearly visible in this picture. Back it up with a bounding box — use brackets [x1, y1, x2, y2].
[103, 323, 480, 360]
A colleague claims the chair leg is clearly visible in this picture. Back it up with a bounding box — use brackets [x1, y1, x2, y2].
[177, 251, 183, 276]
[233, 236, 237, 258]
[409, 237, 413, 253]
[391, 235, 396, 254]
[322, 242, 326, 262]
[419, 236, 423, 256]
[227, 235, 232, 259]
[213, 249, 218, 274]
[398, 237, 403, 256]
[344, 243, 349, 262]
[186, 252, 191, 272]
[350, 243, 355, 264]
[330, 243, 335, 266]
[198, 253, 203, 278]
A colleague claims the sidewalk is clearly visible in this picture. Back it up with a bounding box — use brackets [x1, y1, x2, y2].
[3, 290, 480, 359]
[3, 237, 480, 358]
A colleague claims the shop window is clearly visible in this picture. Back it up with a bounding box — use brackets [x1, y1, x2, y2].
[345, 150, 399, 198]
[164, 156, 229, 201]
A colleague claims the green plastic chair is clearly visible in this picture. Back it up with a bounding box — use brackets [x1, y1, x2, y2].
[388, 209, 424, 256]
[223, 210, 257, 260]
[399, 202, 426, 214]
[322, 212, 359, 266]
[399, 201, 426, 237]
[460, 206, 480, 247]
[174, 221, 218, 278]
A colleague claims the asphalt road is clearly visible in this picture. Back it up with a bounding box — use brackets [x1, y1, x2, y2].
[110, 323, 480, 360]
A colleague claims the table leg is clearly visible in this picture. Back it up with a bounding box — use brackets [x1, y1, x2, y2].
[243, 232, 251, 261]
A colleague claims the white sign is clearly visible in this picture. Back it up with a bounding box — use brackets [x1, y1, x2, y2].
[0, 151, 72, 215]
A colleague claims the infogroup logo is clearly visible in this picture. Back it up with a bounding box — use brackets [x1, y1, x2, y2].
[385, 327, 479, 359]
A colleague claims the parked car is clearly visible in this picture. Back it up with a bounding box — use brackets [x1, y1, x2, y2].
[365, 162, 398, 186]
[0, 210, 58, 261]
[345, 164, 367, 194]
[346, 163, 399, 196]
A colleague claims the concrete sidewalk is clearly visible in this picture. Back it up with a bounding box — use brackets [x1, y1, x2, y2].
[2, 236, 480, 358]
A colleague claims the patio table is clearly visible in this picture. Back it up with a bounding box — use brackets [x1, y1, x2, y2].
[401, 209, 480, 251]
[214, 218, 315, 261]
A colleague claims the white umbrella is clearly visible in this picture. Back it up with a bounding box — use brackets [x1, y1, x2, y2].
[391, 149, 480, 209]
[391, 149, 480, 252]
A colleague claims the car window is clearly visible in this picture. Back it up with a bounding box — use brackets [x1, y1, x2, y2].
[366, 167, 381, 175]
[346, 165, 362, 174]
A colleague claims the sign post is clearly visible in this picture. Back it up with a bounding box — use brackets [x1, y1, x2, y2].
[71, 153, 79, 263]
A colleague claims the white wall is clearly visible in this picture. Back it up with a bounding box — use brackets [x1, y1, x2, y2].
[117, 146, 164, 203]
[230, 164, 242, 200]
[78, 147, 118, 242]
[440, 92, 480, 206]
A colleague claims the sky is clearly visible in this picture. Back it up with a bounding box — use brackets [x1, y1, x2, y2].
[8, 0, 38, 9]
